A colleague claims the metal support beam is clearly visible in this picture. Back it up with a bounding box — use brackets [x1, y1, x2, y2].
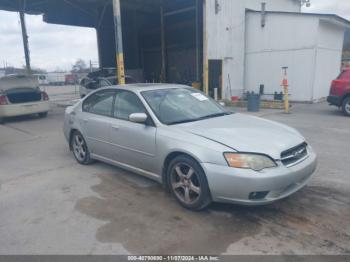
[160, 4, 166, 82]
[19, 10, 31, 75]
[203, 0, 209, 95]
[63, 0, 95, 18]
[195, 0, 200, 82]
[112, 0, 125, 85]
[97, 1, 108, 28]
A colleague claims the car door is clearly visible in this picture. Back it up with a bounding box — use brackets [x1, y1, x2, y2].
[109, 90, 157, 173]
[81, 90, 116, 158]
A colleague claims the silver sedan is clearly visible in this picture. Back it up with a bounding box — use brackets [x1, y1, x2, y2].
[63, 84, 317, 210]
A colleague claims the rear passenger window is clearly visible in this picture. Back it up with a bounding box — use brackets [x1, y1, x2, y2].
[83, 91, 115, 117]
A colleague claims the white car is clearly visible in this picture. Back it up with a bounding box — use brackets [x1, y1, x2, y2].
[0, 75, 50, 124]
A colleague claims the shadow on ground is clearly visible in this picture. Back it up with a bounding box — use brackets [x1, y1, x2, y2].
[75, 168, 350, 255]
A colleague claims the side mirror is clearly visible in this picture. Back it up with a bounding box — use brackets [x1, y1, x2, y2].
[129, 113, 148, 124]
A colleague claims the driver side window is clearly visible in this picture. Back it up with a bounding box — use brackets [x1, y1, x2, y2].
[114, 91, 146, 121]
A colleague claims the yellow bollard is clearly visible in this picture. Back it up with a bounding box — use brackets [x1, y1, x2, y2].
[281, 67, 290, 114]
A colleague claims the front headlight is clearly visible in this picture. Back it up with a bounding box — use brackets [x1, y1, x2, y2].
[224, 153, 277, 171]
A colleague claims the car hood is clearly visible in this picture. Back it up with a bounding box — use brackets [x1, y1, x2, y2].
[178, 114, 305, 159]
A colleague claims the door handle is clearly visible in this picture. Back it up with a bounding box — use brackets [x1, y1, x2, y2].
[83, 119, 89, 123]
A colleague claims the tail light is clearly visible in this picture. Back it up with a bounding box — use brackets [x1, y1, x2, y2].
[330, 80, 344, 96]
[0, 95, 8, 105]
[42, 92, 49, 101]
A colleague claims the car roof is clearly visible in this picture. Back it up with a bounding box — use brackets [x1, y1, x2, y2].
[102, 83, 189, 93]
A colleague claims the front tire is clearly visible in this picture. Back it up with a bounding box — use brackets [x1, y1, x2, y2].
[342, 97, 350, 117]
[167, 155, 211, 211]
[70, 131, 93, 165]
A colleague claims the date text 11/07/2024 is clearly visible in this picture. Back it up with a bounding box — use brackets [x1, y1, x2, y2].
[127, 256, 220, 261]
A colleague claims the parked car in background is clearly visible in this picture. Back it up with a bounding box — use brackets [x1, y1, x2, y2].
[327, 68, 350, 116]
[65, 74, 78, 85]
[79, 74, 136, 98]
[47, 72, 66, 86]
[0, 75, 50, 124]
[64, 84, 317, 210]
[33, 74, 49, 86]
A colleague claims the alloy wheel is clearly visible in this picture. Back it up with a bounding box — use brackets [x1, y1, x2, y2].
[171, 163, 201, 205]
[345, 101, 350, 114]
[72, 134, 87, 162]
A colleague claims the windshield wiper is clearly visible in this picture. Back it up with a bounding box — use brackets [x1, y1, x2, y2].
[168, 112, 232, 125]
[168, 119, 200, 125]
[197, 112, 232, 121]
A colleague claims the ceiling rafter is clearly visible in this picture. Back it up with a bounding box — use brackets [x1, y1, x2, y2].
[63, 0, 96, 18]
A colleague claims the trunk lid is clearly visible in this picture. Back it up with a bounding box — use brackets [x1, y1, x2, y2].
[0, 75, 42, 104]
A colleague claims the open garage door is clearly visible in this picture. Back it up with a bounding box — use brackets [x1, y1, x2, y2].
[0, 0, 204, 88]
[97, 0, 203, 86]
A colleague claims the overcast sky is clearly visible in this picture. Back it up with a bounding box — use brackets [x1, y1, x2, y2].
[0, 0, 349, 72]
[0, 12, 98, 72]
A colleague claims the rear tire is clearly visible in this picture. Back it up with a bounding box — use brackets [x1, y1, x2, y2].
[167, 155, 212, 211]
[38, 112, 48, 118]
[342, 97, 350, 117]
[70, 131, 93, 165]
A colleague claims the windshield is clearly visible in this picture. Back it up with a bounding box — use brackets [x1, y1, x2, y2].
[142, 88, 231, 125]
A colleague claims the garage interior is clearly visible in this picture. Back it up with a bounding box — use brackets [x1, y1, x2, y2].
[102, 0, 203, 85]
[0, 0, 204, 87]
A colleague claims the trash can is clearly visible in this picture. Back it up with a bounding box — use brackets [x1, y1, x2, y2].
[247, 92, 261, 112]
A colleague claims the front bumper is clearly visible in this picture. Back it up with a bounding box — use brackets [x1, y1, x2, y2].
[0, 101, 50, 118]
[327, 95, 342, 107]
[202, 150, 317, 205]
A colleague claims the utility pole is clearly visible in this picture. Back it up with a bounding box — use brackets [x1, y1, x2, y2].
[19, 10, 31, 75]
[160, 4, 166, 83]
[112, 0, 126, 85]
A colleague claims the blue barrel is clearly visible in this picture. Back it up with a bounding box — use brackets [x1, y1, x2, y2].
[247, 92, 261, 112]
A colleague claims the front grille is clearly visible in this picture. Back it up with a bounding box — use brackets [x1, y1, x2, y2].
[281, 142, 308, 167]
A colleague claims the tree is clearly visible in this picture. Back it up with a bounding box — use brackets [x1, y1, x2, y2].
[72, 59, 87, 73]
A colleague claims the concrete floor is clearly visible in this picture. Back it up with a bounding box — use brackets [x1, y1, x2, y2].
[0, 98, 349, 255]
